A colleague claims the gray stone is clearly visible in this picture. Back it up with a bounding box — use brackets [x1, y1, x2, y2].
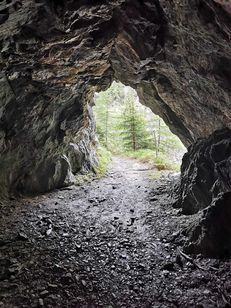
[0, 0, 230, 198]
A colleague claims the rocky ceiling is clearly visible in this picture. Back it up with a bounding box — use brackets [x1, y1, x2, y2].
[0, 0, 230, 226]
[0, 0, 231, 256]
[0, 0, 231, 195]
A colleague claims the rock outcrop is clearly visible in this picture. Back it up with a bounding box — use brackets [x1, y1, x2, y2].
[175, 128, 231, 215]
[173, 128, 231, 256]
[214, 0, 231, 14]
[185, 191, 231, 257]
[0, 0, 230, 243]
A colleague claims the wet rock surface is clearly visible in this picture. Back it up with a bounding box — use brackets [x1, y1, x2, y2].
[174, 129, 231, 257]
[175, 128, 231, 215]
[185, 191, 231, 257]
[1, 157, 231, 307]
[0, 0, 231, 196]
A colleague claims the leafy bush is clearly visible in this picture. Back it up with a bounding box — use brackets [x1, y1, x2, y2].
[125, 149, 181, 171]
[95, 146, 112, 177]
[154, 156, 168, 171]
[154, 156, 181, 171]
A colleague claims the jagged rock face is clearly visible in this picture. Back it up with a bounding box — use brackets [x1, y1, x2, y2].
[0, 0, 230, 197]
[174, 128, 231, 256]
[214, 0, 231, 14]
[185, 192, 231, 257]
[175, 129, 231, 215]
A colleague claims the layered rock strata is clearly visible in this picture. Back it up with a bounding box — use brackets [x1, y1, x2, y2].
[174, 129, 231, 256]
[175, 128, 231, 215]
[0, 0, 230, 196]
[0, 1, 230, 256]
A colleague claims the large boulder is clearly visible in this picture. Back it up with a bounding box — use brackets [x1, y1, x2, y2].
[174, 129, 231, 214]
[185, 192, 231, 257]
[174, 128, 231, 257]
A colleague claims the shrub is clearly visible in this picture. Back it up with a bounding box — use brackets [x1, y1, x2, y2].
[95, 146, 112, 177]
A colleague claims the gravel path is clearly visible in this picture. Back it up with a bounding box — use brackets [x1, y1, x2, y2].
[0, 157, 230, 308]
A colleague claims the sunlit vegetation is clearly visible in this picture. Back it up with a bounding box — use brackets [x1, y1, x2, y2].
[95, 146, 112, 177]
[93, 82, 186, 173]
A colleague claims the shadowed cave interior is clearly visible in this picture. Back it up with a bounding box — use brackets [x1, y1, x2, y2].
[0, 0, 231, 306]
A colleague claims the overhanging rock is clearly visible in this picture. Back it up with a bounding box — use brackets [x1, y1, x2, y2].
[0, 0, 230, 198]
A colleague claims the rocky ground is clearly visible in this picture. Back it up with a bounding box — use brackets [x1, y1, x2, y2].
[0, 157, 231, 308]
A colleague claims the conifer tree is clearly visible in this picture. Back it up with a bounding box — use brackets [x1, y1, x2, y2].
[94, 82, 124, 149]
[118, 90, 151, 151]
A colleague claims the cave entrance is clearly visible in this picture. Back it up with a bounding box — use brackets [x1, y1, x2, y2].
[93, 82, 186, 176]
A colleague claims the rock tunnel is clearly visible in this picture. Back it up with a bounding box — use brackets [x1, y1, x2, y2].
[0, 0, 231, 258]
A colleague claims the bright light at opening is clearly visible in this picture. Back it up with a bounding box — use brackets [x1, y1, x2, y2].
[93, 82, 186, 172]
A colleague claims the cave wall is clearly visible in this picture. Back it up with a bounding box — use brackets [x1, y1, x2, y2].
[110, 0, 231, 144]
[174, 128, 231, 215]
[0, 0, 230, 198]
[172, 128, 231, 257]
[185, 191, 231, 257]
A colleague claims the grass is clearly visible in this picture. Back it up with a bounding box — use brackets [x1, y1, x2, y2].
[75, 146, 112, 184]
[75, 173, 95, 186]
[148, 170, 177, 180]
[95, 145, 112, 178]
[75, 146, 180, 185]
[124, 149, 181, 172]
[125, 149, 154, 162]
[94, 146, 181, 180]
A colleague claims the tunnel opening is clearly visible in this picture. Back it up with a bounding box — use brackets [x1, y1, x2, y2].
[93, 81, 186, 177]
[0, 0, 231, 306]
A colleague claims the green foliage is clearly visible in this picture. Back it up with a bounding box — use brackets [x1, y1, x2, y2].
[154, 155, 182, 172]
[118, 91, 152, 151]
[93, 82, 186, 171]
[153, 156, 170, 171]
[95, 146, 112, 177]
[75, 174, 94, 186]
[124, 149, 155, 162]
[124, 149, 181, 171]
[94, 82, 125, 150]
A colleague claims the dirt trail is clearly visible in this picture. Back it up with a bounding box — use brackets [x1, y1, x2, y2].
[0, 157, 230, 308]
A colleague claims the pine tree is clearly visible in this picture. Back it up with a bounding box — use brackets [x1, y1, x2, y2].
[94, 82, 185, 162]
[118, 91, 151, 151]
[146, 112, 185, 159]
[94, 82, 125, 149]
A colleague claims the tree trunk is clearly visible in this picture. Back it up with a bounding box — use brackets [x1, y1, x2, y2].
[105, 103, 109, 149]
[156, 119, 161, 158]
[131, 102, 136, 151]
